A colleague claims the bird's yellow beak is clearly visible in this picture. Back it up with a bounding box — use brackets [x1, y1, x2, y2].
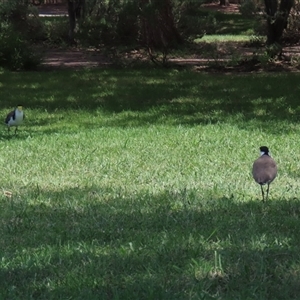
[17, 106, 23, 111]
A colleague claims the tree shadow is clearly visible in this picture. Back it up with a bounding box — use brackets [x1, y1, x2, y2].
[0, 129, 32, 141]
[1, 69, 300, 134]
[1, 186, 300, 298]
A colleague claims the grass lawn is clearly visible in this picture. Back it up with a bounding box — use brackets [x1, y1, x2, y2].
[212, 12, 256, 35]
[1, 68, 300, 299]
[196, 34, 254, 43]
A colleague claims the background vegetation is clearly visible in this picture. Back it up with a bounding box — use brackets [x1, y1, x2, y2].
[0, 0, 299, 69]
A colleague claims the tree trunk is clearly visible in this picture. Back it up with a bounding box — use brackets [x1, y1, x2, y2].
[264, 0, 294, 46]
[138, 0, 183, 60]
[67, 0, 85, 43]
[67, 0, 76, 42]
[220, 0, 229, 6]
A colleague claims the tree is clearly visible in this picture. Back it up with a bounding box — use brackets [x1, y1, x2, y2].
[138, 0, 183, 64]
[67, 0, 85, 42]
[219, 0, 229, 6]
[264, 0, 294, 47]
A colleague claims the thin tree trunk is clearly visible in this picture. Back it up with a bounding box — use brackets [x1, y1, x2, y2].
[220, 0, 229, 6]
[264, 0, 294, 45]
[67, 0, 76, 42]
[67, 0, 85, 43]
[138, 0, 182, 52]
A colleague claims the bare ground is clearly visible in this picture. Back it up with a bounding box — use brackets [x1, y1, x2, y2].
[39, 43, 300, 73]
[40, 48, 112, 69]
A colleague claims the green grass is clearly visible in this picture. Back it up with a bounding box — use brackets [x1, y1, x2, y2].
[198, 10, 257, 36]
[1, 68, 300, 299]
[195, 34, 254, 43]
[213, 12, 256, 35]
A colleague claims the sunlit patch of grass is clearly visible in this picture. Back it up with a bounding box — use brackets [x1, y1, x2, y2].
[195, 34, 254, 43]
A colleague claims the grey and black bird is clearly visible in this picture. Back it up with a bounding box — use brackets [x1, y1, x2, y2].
[252, 146, 277, 201]
[5, 105, 25, 134]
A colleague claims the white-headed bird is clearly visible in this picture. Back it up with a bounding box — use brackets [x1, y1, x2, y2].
[252, 146, 277, 201]
[5, 105, 25, 134]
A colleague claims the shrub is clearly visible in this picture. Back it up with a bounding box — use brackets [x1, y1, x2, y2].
[77, 0, 139, 46]
[177, 2, 216, 37]
[0, 23, 41, 70]
[42, 17, 70, 45]
[77, 17, 104, 47]
[0, 1, 44, 40]
[116, 0, 139, 44]
[0, 1, 42, 70]
[239, 0, 258, 17]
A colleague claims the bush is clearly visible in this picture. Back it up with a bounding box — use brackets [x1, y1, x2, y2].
[239, 0, 257, 17]
[0, 1, 42, 70]
[0, 23, 41, 70]
[0, 1, 42, 39]
[42, 17, 70, 45]
[116, 0, 139, 44]
[179, 12, 217, 36]
[77, 0, 139, 46]
[77, 17, 104, 47]
[26, 6, 47, 42]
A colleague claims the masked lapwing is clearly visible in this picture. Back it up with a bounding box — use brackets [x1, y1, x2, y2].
[252, 146, 277, 201]
[5, 105, 25, 134]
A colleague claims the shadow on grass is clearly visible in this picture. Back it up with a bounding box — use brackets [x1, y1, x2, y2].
[214, 12, 256, 35]
[0, 128, 61, 140]
[0, 129, 32, 141]
[1, 186, 300, 299]
[1, 69, 300, 133]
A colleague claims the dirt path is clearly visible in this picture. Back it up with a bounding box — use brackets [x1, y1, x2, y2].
[40, 48, 112, 69]
[38, 3, 67, 16]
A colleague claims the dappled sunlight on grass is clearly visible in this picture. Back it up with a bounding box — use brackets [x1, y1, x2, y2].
[195, 34, 253, 43]
[1, 68, 300, 298]
[1, 69, 300, 135]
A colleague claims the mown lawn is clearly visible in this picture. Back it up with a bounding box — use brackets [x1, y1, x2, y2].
[0, 68, 300, 299]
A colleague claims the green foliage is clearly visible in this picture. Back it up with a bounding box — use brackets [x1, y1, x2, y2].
[42, 17, 70, 45]
[78, 16, 114, 47]
[0, 0, 43, 40]
[0, 22, 41, 70]
[116, 0, 139, 44]
[0, 0, 42, 69]
[178, 2, 217, 36]
[239, 0, 258, 17]
[76, 0, 139, 46]
[262, 42, 282, 60]
[178, 4, 258, 39]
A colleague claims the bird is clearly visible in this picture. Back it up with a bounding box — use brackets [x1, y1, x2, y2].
[5, 105, 25, 134]
[252, 146, 277, 201]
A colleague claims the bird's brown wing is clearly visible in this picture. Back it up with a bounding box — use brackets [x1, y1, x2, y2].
[252, 156, 277, 184]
